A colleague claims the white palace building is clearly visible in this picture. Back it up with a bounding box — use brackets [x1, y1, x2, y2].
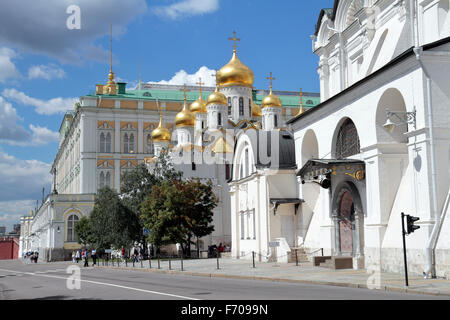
[20, 0, 450, 279]
[230, 0, 450, 279]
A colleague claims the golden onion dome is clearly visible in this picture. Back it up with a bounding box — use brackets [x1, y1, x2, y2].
[217, 51, 254, 88]
[152, 116, 171, 142]
[262, 89, 282, 108]
[207, 85, 228, 106]
[175, 98, 196, 128]
[252, 101, 262, 117]
[190, 96, 207, 113]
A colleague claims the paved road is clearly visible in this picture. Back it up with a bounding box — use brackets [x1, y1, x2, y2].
[0, 260, 446, 300]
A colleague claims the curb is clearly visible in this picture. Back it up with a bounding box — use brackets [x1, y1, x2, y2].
[94, 265, 450, 297]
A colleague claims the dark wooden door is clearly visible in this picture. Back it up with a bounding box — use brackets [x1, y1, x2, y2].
[339, 191, 354, 254]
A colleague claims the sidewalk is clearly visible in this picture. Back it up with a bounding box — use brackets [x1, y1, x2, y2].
[95, 257, 450, 297]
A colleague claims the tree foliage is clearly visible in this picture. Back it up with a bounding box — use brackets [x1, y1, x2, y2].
[75, 216, 93, 247]
[121, 150, 182, 217]
[141, 178, 216, 256]
[88, 187, 141, 251]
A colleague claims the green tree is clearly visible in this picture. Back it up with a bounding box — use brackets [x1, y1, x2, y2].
[141, 178, 216, 257]
[75, 216, 93, 248]
[89, 188, 141, 252]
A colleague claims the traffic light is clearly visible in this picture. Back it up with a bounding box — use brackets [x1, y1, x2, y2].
[406, 215, 420, 235]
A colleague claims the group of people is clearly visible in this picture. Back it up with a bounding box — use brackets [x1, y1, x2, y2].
[23, 251, 39, 263]
[71, 249, 97, 267]
[207, 243, 230, 258]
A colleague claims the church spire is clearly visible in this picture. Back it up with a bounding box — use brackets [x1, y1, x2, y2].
[296, 88, 305, 116]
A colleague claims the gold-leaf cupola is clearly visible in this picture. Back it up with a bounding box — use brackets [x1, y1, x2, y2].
[207, 71, 228, 106]
[252, 101, 262, 117]
[216, 31, 254, 88]
[262, 72, 282, 108]
[190, 78, 207, 113]
[152, 114, 171, 143]
[175, 85, 196, 128]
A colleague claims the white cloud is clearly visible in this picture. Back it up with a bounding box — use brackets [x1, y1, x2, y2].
[29, 125, 59, 146]
[0, 47, 21, 83]
[0, 148, 52, 203]
[28, 64, 66, 80]
[0, 97, 59, 146]
[149, 66, 217, 87]
[0, 200, 35, 231]
[0, 0, 148, 63]
[153, 0, 220, 19]
[0, 96, 31, 144]
[2, 88, 78, 115]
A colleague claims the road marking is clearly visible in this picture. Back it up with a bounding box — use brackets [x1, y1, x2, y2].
[0, 268, 199, 300]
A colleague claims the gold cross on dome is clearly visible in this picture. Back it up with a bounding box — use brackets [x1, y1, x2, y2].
[211, 69, 219, 86]
[266, 72, 276, 91]
[299, 88, 303, 107]
[196, 77, 204, 96]
[179, 84, 189, 102]
[228, 31, 240, 52]
[297, 88, 305, 116]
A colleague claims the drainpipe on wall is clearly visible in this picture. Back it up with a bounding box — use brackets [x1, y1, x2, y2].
[410, 0, 439, 279]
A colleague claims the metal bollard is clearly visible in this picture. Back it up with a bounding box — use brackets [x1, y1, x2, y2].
[169, 256, 172, 270]
[181, 255, 184, 271]
[217, 256, 220, 270]
[252, 251, 256, 268]
[133, 259, 135, 268]
[158, 256, 160, 269]
[149, 258, 152, 269]
[295, 249, 299, 266]
[141, 260, 143, 268]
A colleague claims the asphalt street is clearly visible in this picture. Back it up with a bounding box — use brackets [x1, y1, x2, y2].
[0, 260, 446, 300]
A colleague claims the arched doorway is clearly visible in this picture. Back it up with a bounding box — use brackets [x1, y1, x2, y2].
[332, 182, 364, 259]
[339, 191, 355, 255]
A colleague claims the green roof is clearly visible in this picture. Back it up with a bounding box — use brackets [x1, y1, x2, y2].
[85, 87, 320, 109]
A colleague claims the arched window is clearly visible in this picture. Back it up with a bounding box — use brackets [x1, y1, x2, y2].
[105, 171, 111, 188]
[105, 133, 112, 153]
[239, 97, 244, 116]
[100, 133, 105, 152]
[274, 115, 278, 128]
[228, 97, 232, 116]
[335, 119, 360, 159]
[99, 171, 105, 188]
[248, 99, 252, 117]
[245, 148, 249, 177]
[218, 113, 222, 126]
[67, 214, 80, 242]
[129, 133, 135, 153]
[123, 133, 129, 153]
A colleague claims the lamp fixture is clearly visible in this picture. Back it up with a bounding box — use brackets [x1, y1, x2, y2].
[383, 108, 416, 133]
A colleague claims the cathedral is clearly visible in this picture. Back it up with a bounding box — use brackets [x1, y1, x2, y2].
[20, 0, 450, 280]
[230, 0, 450, 279]
[19, 31, 319, 260]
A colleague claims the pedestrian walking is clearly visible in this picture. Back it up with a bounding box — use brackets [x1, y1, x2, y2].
[72, 250, 76, 263]
[92, 249, 97, 266]
[76, 250, 81, 263]
[83, 250, 89, 267]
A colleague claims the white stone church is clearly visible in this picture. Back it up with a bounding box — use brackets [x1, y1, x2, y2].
[230, 0, 450, 278]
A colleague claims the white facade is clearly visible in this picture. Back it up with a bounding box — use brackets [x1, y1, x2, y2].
[288, 0, 450, 277]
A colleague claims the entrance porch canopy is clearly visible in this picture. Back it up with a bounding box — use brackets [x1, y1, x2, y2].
[296, 159, 365, 181]
[270, 198, 304, 215]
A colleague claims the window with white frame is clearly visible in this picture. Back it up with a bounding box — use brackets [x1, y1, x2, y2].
[66, 214, 80, 242]
[121, 124, 137, 154]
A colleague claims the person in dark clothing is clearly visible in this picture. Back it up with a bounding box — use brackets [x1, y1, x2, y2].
[83, 250, 89, 267]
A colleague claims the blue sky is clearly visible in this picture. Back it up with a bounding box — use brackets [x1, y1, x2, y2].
[0, 0, 331, 231]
